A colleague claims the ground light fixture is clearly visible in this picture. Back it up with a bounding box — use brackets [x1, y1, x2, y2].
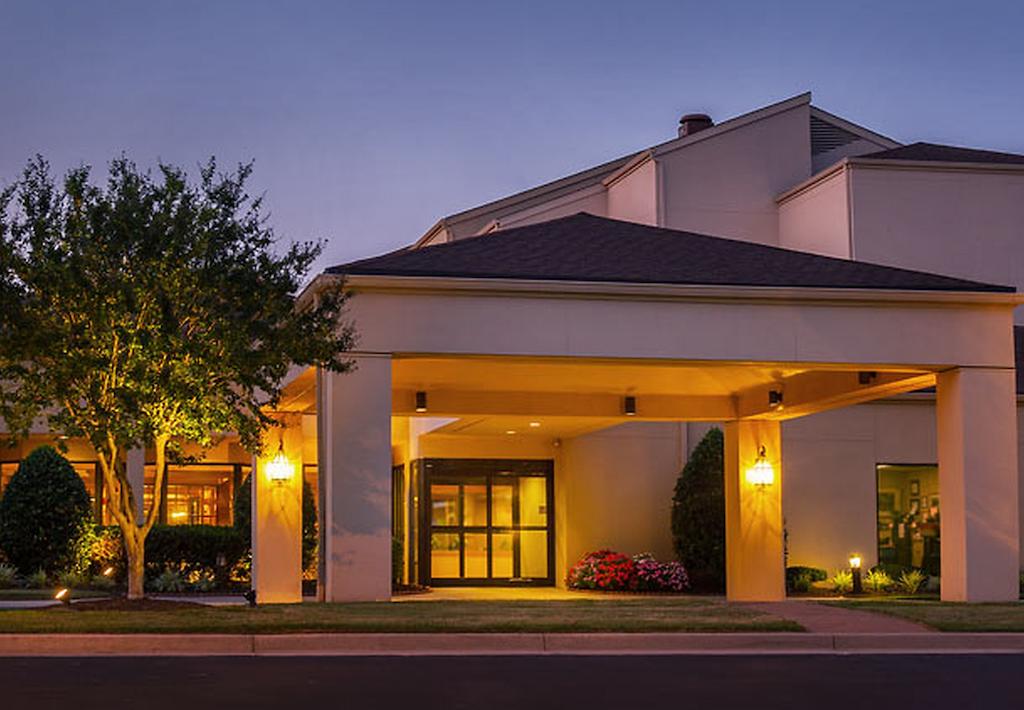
[745, 446, 774, 487]
[243, 589, 257, 608]
[266, 440, 294, 485]
[849, 554, 863, 594]
[623, 395, 637, 416]
[102, 566, 115, 577]
[54, 588, 71, 606]
[415, 391, 428, 413]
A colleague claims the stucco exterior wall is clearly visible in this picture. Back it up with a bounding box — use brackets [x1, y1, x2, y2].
[658, 103, 812, 246]
[606, 159, 657, 226]
[849, 166, 1024, 318]
[778, 168, 851, 258]
[558, 422, 684, 584]
[783, 399, 1024, 572]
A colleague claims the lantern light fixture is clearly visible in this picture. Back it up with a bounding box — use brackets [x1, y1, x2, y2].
[745, 445, 774, 487]
[266, 440, 293, 484]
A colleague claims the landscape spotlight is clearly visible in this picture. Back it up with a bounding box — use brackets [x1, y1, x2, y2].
[54, 588, 71, 606]
[243, 589, 257, 608]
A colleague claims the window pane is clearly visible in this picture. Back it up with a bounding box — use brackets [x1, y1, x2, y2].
[464, 533, 488, 578]
[491, 532, 513, 578]
[430, 533, 460, 578]
[519, 530, 548, 579]
[876, 464, 940, 576]
[431, 484, 459, 526]
[491, 484, 513, 527]
[518, 476, 547, 527]
[463, 483, 488, 526]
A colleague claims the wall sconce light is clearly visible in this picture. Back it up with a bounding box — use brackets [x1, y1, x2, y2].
[849, 553, 863, 594]
[745, 445, 774, 486]
[858, 371, 877, 385]
[623, 395, 637, 416]
[768, 389, 783, 409]
[265, 440, 294, 485]
[415, 391, 428, 413]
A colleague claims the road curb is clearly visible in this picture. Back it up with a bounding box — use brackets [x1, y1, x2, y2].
[2, 632, 1024, 656]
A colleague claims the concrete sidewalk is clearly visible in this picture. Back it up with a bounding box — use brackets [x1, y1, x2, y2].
[739, 601, 935, 633]
[1, 632, 1023, 657]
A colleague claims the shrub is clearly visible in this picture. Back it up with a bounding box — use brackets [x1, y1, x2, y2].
[897, 569, 927, 595]
[671, 428, 725, 591]
[150, 569, 186, 593]
[864, 569, 893, 593]
[89, 574, 116, 591]
[828, 570, 853, 594]
[188, 570, 217, 593]
[26, 569, 48, 589]
[0, 562, 17, 588]
[57, 570, 89, 590]
[567, 550, 635, 591]
[234, 474, 319, 577]
[0, 446, 93, 575]
[786, 566, 826, 591]
[631, 553, 689, 592]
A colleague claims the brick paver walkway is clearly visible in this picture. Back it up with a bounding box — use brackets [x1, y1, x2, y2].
[740, 600, 935, 633]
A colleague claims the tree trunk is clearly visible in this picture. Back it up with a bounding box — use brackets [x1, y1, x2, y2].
[125, 531, 146, 600]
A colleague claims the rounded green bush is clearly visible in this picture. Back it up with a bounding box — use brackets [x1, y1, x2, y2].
[0, 446, 93, 575]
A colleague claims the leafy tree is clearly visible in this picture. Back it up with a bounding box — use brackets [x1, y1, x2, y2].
[0, 446, 93, 575]
[671, 427, 726, 591]
[0, 156, 354, 598]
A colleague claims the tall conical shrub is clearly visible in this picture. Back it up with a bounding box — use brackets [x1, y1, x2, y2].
[0, 446, 93, 575]
[671, 428, 725, 591]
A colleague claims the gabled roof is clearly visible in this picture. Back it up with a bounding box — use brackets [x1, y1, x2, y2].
[330, 213, 1013, 293]
[861, 141, 1024, 165]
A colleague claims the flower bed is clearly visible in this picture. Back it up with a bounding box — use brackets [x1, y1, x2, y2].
[566, 550, 689, 593]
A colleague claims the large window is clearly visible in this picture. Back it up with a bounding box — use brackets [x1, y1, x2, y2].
[877, 464, 940, 575]
[145, 464, 245, 526]
[416, 459, 554, 586]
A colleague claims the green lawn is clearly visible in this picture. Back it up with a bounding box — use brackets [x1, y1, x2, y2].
[826, 599, 1024, 632]
[0, 598, 800, 634]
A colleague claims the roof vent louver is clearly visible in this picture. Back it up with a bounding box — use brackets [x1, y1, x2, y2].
[810, 115, 860, 155]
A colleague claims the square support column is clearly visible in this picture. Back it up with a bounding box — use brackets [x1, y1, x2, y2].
[724, 420, 785, 601]
[937, 367, 1019, 602]
[318, 356, 392, 601]
[252, 415, 304, 604]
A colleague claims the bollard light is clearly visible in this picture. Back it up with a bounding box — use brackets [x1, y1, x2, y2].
[849, 553, 863, 595]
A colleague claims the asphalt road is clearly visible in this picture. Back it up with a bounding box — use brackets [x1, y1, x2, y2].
[1, 654, 1021, 709]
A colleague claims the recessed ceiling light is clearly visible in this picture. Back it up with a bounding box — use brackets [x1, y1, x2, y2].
[505, 429, 517, 435]
[529, 421, 541, 428]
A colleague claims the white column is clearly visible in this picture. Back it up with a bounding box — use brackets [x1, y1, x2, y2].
[724, 420, 785, 601]
[937, 367, 1019, 602]
[126, 447, 145, 519]
[252, 415, 303, 604]
[318, 356, 392, 601]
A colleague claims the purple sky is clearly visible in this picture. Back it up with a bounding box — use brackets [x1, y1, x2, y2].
[2, 1, 1023, 277]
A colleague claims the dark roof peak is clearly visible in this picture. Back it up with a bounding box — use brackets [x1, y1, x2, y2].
[329, 213, 1013, 294]
[862, 141, 1024, 165]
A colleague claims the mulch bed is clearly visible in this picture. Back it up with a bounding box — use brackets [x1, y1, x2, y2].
[67, 597, 206, 611]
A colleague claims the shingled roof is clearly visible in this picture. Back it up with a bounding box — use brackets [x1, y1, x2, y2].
[329, 213, 1013, 293]
[862, 141, 1024, 165]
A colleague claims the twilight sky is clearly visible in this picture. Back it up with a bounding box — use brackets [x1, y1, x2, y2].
[2, 0, 1022, 277]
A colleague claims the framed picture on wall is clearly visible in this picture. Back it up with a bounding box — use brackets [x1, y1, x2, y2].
[878, 491, 897, 513]
[909, 498, 920, 514]
[910, 480, 920, 496]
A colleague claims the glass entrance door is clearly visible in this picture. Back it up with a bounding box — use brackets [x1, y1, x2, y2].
[421, 459, 554, 586]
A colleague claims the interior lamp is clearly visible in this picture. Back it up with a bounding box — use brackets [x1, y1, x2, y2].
[745, 446, 774, 487]
[265, 441, 294, 484]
